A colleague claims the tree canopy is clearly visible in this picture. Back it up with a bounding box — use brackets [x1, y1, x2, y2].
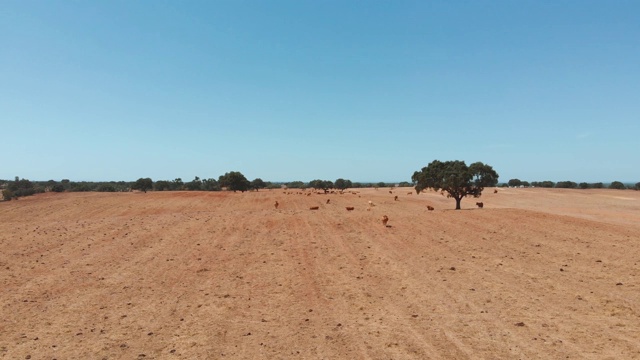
[609, 181, 626, 190]
[412, 160, 499, 210]
[251, 178, 267, 191]
[132, 178, 153, 193]
[309, 179, 333, 193]
[334, 178, 352, 191]
[508, 179, 522, 187]
[218, 171, 251, 192]
[555, 181, 578, 189]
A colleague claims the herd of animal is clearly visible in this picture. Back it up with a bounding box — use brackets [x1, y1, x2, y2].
[272, 189, 491, 227]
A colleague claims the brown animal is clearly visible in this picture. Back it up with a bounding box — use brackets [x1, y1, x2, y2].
[494, 189, 498, 193]
[310, 206, 319, 210]
[345, 207, 355, 211]
[274, 201, 279, 209]
[407, 192, 412, 195]
[394, 195, 398, 201]
[326, 199, 330, 204]
[476, 202, 484, 209]
[389, 191, 393, 194]
[382, 215, 389, 226]
[427, 205, 434, 211]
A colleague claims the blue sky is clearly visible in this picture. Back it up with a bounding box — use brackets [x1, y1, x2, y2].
[2, 1, 639, 183]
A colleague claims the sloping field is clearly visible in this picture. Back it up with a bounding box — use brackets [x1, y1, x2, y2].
[1, 188, 639, 359]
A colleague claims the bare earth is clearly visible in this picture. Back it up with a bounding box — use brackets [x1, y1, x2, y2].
[1, 188, 639, 359]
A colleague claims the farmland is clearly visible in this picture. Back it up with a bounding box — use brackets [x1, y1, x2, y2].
[1, 188, 639, 359]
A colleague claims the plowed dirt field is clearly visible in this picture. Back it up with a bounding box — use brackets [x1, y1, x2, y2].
[1, 187, 639, 359]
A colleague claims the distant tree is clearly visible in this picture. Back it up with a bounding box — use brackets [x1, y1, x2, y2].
[132, 178, 153, 193]
[251, 178, 267, 191]
[185, 176, 203, 191]
[218, 171, 251, 192]
[412, 160, 499, 210]
[309, 179, 333, 193]
[154, 180, 172, 191]
[508, 179, 522, 187]
[51, 184, 65, 192]
[634, 182, 640, 191]
[376, 182, 386, 188]
[334, 178, 352, 191]
[579, 182, 590, 189]
[521, 181, 530, 187]
[592, 182, 604, 189]
[171, 178, 184, 191]
[609, 181, 626, 190]
[202, 178, 221, 191]
[398, 181, 412, 187]
[555, 181, 578, 189]
[60, 179, 70, 190]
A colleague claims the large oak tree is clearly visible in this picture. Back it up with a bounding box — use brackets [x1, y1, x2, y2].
[218, 171, 251, 192]
[412, 160, 499, 210]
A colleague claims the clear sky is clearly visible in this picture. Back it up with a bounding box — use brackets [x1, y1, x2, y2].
[2, 1, 639, 183]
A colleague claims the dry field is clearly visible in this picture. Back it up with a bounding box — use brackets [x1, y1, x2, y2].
[1, 187, 639, 359]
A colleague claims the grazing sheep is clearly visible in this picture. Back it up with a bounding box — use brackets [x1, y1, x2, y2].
[382, 215, 389, 226]
[394, 195, 398, 201]
[427, 205, 434, 211]
[310, 206, 319, 210]
[326, 199, 330, 204]
[476, 202, 484, 209]
[389, 190, 393, 194]
[274, 201, 279, 209]
[407, 192, 412, 195]
[494, 189, 498, 193]
[345, 206, 355, 211]
[368, 200, 375, 207]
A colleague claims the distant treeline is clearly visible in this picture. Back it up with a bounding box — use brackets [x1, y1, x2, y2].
[3, 174, 638, 202]
[0, 177, 134, 200]
[0, 174, 411, 201]
[501, 179, 640, 190]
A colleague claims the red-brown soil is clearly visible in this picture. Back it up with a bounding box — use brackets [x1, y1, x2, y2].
[1, 188, 639, 359]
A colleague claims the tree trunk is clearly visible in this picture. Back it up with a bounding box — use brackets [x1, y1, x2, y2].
[455, 197, 461, 210]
